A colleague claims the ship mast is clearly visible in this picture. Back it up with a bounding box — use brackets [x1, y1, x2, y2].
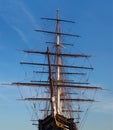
[56, 10, 62, 114]
[2, 10, 104, 130]
[47, 48, 56, 116]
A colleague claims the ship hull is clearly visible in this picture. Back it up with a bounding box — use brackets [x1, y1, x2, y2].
[39, 114, 78, 130]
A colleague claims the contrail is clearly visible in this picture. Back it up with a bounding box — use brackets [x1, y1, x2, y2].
[12, 26, 29, 44]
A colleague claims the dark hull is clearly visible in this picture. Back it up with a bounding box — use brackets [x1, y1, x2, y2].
[39, 114, 78, 130]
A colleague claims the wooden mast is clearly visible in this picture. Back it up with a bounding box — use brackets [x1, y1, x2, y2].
[47, 48, 56, 116]
[56, 10, 62, 114]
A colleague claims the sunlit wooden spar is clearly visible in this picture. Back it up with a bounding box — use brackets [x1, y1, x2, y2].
[33, 71, 86, 75]
[3, 10, 103, 130]
[18, 97, 97, 102]
[22, 50, 91, 58]
[11, 82, 102, 90]
[35, 29, 80, 37]
[39, 109, 84, 112]
[20, 62, 94, 70]
[30, 80, 90, 85]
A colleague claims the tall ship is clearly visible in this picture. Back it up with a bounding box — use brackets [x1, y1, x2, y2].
[6, 10, 103, 130]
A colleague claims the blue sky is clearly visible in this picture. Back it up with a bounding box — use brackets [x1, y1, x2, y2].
[0, 0, 113, 130]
